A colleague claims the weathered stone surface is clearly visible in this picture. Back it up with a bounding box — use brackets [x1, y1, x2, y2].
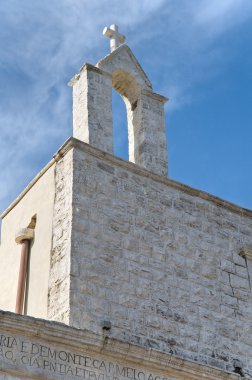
[0, 311, 240, 380]
[48, 149, 74, 325]
[48, 138, 252, 377]
[2, 30, 252, 380]
[69, 64, 113, 154]
[69, 45, 169, 176]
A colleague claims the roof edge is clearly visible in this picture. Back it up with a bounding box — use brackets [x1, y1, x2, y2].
[0, 138, 73, 219]
[0, 310, 240, 380]
[2, 137, 252, 220]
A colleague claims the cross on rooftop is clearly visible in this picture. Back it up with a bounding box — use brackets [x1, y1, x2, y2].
[103, 24, 125, 53]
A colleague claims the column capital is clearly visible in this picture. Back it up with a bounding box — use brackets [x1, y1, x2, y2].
[141, 89, 168, 104]
[68, 63, 111, 87]
[240, 246, 252, 261]
[15, 228, 34, 244]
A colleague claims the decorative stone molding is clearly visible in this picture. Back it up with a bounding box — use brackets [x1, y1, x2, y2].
[15, 228, 34, 244]
[141, 88, 168, 104]
[0, 310, 240, 380]
[240, 246, 252, 260]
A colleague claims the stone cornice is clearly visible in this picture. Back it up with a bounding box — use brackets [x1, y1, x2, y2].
[1, 137, 252, 220]
[240, 246, 252, 260]
[141, 89, 168, 104]
[61, 138, 252, 219]
[0, 310, 239, 380]
[68, 63, 112, 87]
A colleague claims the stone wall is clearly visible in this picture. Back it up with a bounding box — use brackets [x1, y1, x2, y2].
[70, 45, 168, 176]
[0, 310, 238, 380]
[48, 148, 74, 324]
[57, 140, 252, 377]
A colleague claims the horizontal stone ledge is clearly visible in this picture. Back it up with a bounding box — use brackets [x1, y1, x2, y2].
[15, 228, 34, 244]
[0, 310, 239, 380]
[141, 89, 168, 104]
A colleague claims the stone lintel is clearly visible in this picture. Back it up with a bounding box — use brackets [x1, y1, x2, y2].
[141, 89, 168, 104]
[68, 63, 111, 87]
[240, 246, 252, 260]
[15, 228, 34, 244]
[0, 310, 240, 380]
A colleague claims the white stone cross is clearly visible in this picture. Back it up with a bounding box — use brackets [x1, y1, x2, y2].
[103, 24, 125, 53]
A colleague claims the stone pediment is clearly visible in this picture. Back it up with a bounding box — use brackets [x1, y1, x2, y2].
[96, 44, 152, 90]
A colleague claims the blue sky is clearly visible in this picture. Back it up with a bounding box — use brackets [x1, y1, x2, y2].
[0, 0, 252, 213]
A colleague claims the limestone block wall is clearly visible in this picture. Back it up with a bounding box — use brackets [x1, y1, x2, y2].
[1, 311, 241, 380]
[133, 90, 168, 176]
[70, 64, 113, 154]
[56, 140, 252, 376]
[96, 45, 168, 177]
[48, 149, 73, 324]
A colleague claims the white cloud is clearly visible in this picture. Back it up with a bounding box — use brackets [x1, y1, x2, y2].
[195, 0, 252, 31]
[0, 0, 252, 212]
[0, 0, 168, 211]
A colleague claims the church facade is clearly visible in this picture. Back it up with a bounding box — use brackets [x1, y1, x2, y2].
[0, 26, 252, 380]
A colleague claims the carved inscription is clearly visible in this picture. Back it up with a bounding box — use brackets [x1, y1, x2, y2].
[0, 333, 172, 380]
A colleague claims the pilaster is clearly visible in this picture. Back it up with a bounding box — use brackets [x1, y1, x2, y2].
[69, 64, 113, 154]
[131, 89, 168, 177]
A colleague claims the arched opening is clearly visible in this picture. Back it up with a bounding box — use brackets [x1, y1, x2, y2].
[112, 88, 128, 160]
[112, 70, 141, 163]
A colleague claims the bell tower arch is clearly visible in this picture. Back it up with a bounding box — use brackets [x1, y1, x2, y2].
[69, 29, 168, 177]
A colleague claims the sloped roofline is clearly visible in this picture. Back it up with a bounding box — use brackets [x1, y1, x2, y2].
[2, 137, 252, 220]
[96, 44, 153, 89]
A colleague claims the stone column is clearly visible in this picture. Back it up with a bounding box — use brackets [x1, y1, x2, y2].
[129, 89, 168, 177]
[69, 64, 113, 154]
